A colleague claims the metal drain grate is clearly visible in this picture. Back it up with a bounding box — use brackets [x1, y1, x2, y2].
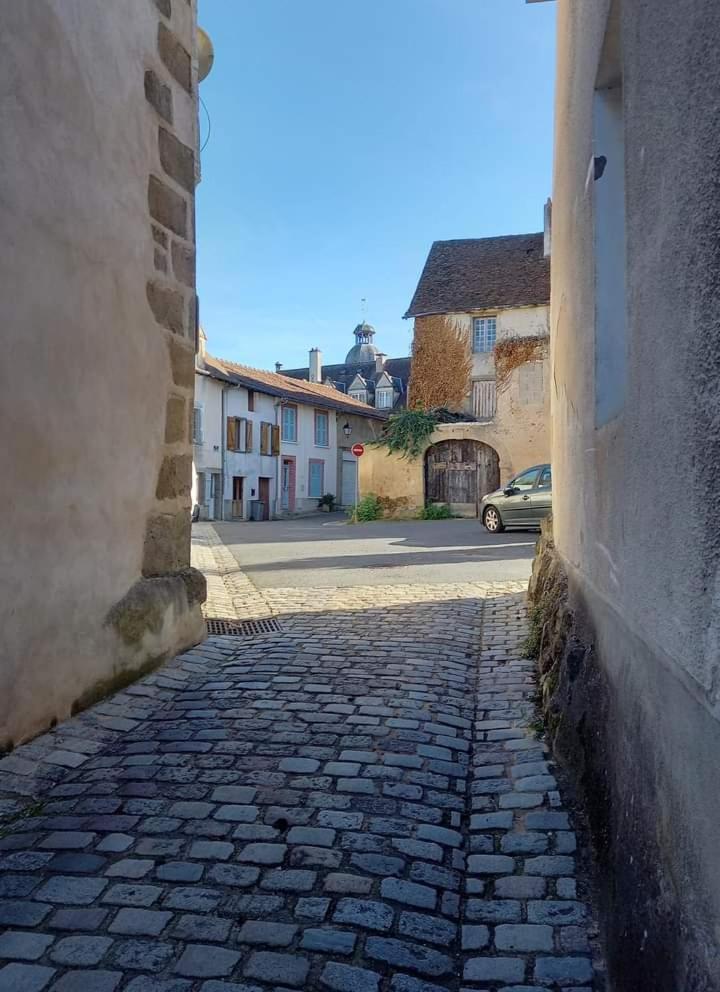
[206, 617, 282, 637]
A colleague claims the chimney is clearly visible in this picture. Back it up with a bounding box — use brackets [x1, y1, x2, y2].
[275, 362, 283, 373]
[375, 352, 387, 374]
[309, 347, 322, 383]
[543, 197, 552, 257]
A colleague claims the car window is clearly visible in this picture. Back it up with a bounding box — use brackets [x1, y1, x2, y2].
[510, 468, 540, 490]
[538, 466, 552, 489]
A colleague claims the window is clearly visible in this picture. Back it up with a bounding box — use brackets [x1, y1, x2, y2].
[226, 417, 252, 452]
[349, 389, 367, 404]
[511, 468, 541, 491]
[192, 405, 203, 443]
[308, 460, 324, 498]
[473, 316, 497, 353]
[314, 410, 329, 447]
[335, 382, 346, 393]
[538, 466, 552, 489]
[472, 379, 496, 420]
[281, 404, 297, 442]
[247, 390, 255, 412]
[260, 421, 274, 455]
[519, 362, 544, 405]
[376, 388, 393, 409]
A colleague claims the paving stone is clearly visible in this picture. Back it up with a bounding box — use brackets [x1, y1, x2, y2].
[102, 883, 160, 907]
[381, 878, 436, 910]
[210, 786, 257, 803]
[524, 855, 575, 876]
[0, 963, 56, 992]
[53, 970, 122, 992]
[243, 951, 310, 988]
[173, 914, 231, 943]
[162, 888, 221, 912]
[0, 932, 55, 961]
[494, 875, 547, 899]
[365, 937, 453, 977]
[350, 853, 404, 876]
[416, 824, 462, 848]
[465, 899, 522, 923]
[49, 908, 109, 931]
[467, 854, 515, 874]
[189, 841, 234, 860]
[461, 924, 489, 950]
[239, 921, 297, 946]
[390, 975, 447, 992]
[237, 843, 286, 864]
[259, 869, 316, 892]
[50, 935, 113, 966]
[463, 957, 525, 982]
[214, 806, 258, 823]
[105, 859, 153, 878]
[527, 900, 586, 924]
[333, 899, 394, 931]
[320, 962, 379, 992]
[109, 908, 172, 936]
[294, 897, 330, 921]
[534, 957, 594, 985]
[111, 940, 174, 972]
[39, 833, 95, 851]
[495, 923, 553, 951]
[323, 872, 373, 894]
[398, 911, 456, 946]
[156, 862, 204, 883]
[301, 927, 356, 954]
[168, 802, 214, 819]
[279, 758, 319, 773]
[35, 876, 107, 905]
[125, 980, 193, 992]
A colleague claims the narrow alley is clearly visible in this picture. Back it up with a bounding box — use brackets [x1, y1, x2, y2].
[0, 521, 600, 992]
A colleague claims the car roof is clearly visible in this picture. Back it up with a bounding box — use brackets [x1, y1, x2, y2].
[514, 463, 551, 474]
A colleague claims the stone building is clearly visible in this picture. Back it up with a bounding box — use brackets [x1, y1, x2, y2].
[359, 228, 551, 517]
[282, 322, 411, 412]
[1, 1, 208, 748]
[530, 2, 720, 990]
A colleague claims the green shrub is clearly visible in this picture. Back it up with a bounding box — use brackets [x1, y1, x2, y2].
[348, 494, 382, 523]
[420, 503, 453, 520]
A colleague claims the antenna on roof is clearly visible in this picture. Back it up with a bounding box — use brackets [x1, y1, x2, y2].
[360, 297, 368, 320]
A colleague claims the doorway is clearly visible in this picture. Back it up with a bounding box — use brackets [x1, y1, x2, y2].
[281, 457, 295, 512]
[258, 477, 271, 520]
[210, 472, 222, 520]
[424, 439, 500, 517]
[341, 452, 357, 508]
[231, 476, 244, 519]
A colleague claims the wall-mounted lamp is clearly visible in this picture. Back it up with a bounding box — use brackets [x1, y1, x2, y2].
[197, 27, 215, 82]
[343, 422, 352, 438]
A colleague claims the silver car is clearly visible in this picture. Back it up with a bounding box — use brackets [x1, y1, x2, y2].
[481, 464, 552, 532]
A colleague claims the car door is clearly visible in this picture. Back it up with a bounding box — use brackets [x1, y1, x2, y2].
[529, 465, 552, 524]
[501, 467, 541, 525]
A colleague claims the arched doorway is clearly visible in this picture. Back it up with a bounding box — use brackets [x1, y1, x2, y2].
[424, 439, 500, 517]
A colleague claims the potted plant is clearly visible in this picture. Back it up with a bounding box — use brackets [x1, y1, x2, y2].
[318, 493, 336, 513]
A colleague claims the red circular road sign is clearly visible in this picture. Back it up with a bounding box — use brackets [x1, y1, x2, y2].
[351, 443, 365, 457]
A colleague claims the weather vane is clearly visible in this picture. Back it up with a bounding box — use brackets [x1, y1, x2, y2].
[360, 298, 368, 320]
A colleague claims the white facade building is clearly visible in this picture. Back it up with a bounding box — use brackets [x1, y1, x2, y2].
[192, 338, 385, 520]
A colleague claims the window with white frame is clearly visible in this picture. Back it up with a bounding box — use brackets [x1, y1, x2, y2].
[308, 460, 324, 498]
[192, 405, 203, 443]
[473, 316, 497, 353]
[376, 388, 393, 409]
[349, 389, 367, 404]
[314, 410, 329, 447]
[472, 379, 497, 420]
[281, 404, 297, 442]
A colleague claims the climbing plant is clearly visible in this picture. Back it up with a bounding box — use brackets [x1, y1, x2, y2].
[375, 408, 439, 459]
[494, 335, 549, 393]
[408, 315, 472, 410]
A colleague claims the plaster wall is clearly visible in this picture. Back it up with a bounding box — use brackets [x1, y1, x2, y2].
[551, 0, 720, 986]
[192, 372, 223, 514]
[0, 0, 205, 748]
[225, 386, 279, 518]
[336, 413, 384, 508]
[281, 404, 338, 514]
[448, 305, 550, 380]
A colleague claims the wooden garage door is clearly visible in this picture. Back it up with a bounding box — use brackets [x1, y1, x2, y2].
[425, 439, 500, 514]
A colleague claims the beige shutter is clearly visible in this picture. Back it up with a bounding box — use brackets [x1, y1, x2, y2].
[472, 380, 497, 420]
[271, 425, 280, 455]
[245, 420, 253, 452]
[227, 417, 237, 450]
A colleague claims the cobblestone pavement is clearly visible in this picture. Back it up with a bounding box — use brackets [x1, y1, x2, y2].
[0, 524, 602, 992]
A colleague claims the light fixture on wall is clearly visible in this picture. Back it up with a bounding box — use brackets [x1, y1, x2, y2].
[343, 422, 352, 438]
[197, 27, 215, 82]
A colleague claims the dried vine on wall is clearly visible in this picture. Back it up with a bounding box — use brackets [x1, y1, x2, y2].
[408, 315, 472, 411]
[494, 335, 549, 393]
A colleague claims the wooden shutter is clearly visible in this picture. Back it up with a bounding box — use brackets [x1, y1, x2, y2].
[227, 417, 237, 450]
[271, 425, 280, 455]
[245, 420, 253, 452]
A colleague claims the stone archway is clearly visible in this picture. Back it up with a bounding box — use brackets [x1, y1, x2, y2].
[424, 439, 500, 517]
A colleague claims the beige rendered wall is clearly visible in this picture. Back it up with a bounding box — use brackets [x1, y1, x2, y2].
[0, 0, 205, 749]
[550, 1, 720, 988]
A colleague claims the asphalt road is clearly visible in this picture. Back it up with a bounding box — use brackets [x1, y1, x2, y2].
[214, 514, 536, 588]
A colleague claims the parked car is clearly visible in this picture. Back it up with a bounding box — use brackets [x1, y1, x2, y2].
[481, 464, 552, 532]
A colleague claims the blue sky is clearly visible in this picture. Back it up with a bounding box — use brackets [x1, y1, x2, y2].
[196, 0, 556, 370]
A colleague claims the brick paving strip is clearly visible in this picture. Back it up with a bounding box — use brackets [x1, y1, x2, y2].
[0, 525, 603, 992]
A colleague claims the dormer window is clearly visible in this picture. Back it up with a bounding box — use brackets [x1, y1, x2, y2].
[349, 389, 368, 404]
[376, 388, 393, 409]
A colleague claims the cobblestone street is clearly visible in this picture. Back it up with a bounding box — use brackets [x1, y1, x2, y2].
[0, 523, 601, 992]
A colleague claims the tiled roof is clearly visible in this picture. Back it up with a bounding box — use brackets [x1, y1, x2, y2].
[283, 357, 411, 409]
[405, 234, 550, 317]
[200, 355, 388, 420]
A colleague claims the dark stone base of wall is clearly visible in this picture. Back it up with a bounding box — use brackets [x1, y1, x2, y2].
[529, 520, 720, 992]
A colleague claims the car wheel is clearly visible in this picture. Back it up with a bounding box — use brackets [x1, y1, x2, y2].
[483, 506, 504, 533]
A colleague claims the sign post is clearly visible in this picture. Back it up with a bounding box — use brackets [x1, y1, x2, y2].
[351, 443, 364, 519]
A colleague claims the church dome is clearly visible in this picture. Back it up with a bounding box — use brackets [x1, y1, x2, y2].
[345, 321, 378, 364]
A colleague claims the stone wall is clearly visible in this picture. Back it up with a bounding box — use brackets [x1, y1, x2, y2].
[545, 2, 720, 986]
[0, 0, 206, 749]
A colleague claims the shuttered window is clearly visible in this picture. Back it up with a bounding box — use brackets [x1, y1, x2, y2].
[308, 460, 324, 498]
[271, 425, 281, 455]
[472, 379, 497, 420]
[282, 405, 297, 442]
[227, 417, 251, 452]
[314, 410, 329, 447]
[260, 421, 274, 455]
[192, 406, 203, 443]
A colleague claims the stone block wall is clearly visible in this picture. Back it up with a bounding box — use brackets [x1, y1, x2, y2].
[0, 0, 206, 749]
